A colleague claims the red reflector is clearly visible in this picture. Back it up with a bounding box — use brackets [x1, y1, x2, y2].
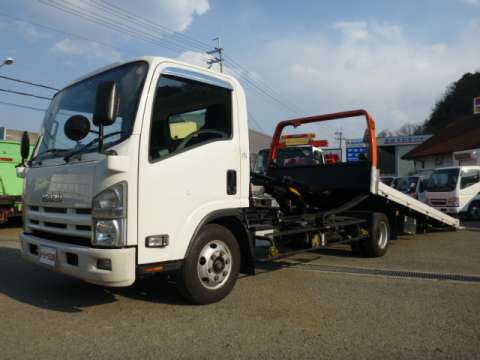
[0, 157, 13, 162]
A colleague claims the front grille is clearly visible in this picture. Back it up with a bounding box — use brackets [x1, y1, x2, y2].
[431, 199, 447, 206]
[44, 207, 67, 214]
[30, 230, 91, 247]
[44, 222, 67, 229]
[25, 204, 92, 245]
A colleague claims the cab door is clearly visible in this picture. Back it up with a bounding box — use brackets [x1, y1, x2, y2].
[137, 66, 242, 264]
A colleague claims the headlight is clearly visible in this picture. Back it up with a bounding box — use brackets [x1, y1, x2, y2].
[92, 182, 127, 247]
[93, 219, 125, 247]
[447, 197, 459, 207]
[92, 182, 127, 218]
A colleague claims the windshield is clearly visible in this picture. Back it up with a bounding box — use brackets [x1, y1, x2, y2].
[393, 177, 410, 192]
[36, 61, 148, 160]
[277, 147, 315, 167]
[253, 149, 269, 175]
[426, 168, 460, 192]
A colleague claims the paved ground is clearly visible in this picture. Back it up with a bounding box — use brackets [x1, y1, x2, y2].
[0, 225, 479, 359]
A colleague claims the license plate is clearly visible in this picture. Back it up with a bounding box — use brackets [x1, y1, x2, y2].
[39, 246, 57, 267]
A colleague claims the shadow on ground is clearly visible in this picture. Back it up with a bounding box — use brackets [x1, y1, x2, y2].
[0, 246, 190, 313]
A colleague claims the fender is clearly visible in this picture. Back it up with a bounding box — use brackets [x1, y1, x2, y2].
[186, 208, 255, 275]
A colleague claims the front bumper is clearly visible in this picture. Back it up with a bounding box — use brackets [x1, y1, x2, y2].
[431, 205, 460, 215]
[21, 232, 136, 287]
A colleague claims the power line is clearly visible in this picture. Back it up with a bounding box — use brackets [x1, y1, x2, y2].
[38, 0, 189, 54]
[84, 0, 302, 115]
[38, 0, 304, 118]
[0, 88, 52, 100]
[86, 0, 303, 115]
[0, 75, 59, 91]
[248, 111, 267, 134]
[0, 100, 46, 112]
[0, 10, 120, 54]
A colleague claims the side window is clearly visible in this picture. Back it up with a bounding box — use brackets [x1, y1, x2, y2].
[149, 75, 232, 161]
[461, 170, 480, 189]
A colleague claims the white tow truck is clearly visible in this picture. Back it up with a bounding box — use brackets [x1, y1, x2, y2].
[17, 57, 459, 304]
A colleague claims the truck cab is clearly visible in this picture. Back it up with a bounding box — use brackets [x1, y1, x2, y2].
[426, 166, 480, 219]
[20, 57, 251, 303]
[252, 134, 327, 176]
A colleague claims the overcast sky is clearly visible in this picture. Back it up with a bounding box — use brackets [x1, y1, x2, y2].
[0, 0, 479, 139]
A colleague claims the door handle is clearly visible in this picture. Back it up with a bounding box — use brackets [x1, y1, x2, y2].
[227, 170, 237, 195]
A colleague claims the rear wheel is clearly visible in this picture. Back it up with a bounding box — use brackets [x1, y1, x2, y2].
[177, 224, 240, 304]
[360, 212, 390, 257]
[468, 201, 480, 221]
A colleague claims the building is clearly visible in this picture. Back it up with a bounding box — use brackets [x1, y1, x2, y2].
[346, 134, 431, 177]
[403, 114, 480, 170]
[0, 127, 39, 144]
[248, 128, 271, 154]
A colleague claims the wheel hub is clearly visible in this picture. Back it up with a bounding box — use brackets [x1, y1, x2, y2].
[197, 240, 232, 290]
[213, 258, 225, 273]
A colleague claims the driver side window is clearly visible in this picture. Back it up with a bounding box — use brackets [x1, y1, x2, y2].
[149, 74, 232, 161]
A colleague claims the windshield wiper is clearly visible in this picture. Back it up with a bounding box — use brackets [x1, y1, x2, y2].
[64, 131, 123, 162]
[31, 148, 69, 162]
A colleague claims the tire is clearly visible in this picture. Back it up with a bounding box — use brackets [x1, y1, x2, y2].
[468, 201, 480, 221]
[361, 212, 390, 257]
[177, 224, 240, 305]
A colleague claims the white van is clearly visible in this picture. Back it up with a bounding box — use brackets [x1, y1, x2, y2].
[426, 166, 480, 219]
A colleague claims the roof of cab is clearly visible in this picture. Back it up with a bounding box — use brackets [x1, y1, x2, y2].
[63, 56, 239, 90]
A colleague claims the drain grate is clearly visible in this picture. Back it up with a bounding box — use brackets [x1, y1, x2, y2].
[288, 263, 480, 284]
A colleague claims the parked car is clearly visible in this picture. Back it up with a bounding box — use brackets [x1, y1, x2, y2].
[380, 176, 396, 187]
[394, 176, 428, 203]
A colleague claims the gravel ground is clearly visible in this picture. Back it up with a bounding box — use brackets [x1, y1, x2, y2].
[0, 226, 479, 359]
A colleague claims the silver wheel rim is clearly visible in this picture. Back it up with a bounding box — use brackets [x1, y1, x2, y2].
[377, 221, 389, 249]
[197, 240, 232, 290]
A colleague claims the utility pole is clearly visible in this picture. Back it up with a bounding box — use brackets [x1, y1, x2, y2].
[206, 37, 224, 73]
[334, 131, 344, 161]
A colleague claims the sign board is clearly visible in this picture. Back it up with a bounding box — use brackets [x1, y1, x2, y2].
[346, 147, 368, 162]
[323, 148, 342, 163]
[474, 97, 480, 115]
[347, 134, 431, 147]
[280, 133, 328, 147]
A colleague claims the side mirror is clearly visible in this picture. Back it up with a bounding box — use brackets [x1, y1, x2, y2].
[64, 115, 91, 141]
[20, 131, 30, 163]
[93, 81, 119, 127]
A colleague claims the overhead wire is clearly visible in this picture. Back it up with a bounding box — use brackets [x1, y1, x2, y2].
[0, 100, 47, 112]
[39, 0, 304, 119]
[0, 88, 52, 100]
[88, 0, 304, 115]
[0, 74, 59, 91]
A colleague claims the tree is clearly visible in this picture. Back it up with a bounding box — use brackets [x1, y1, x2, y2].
[395, 123, 423, 136]
[423, 72, 480, 134]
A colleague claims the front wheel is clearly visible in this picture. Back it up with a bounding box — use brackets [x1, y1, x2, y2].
[468, 201, 480, 221]
[360, 212, 390, 257]
[177, 224, 240, 304]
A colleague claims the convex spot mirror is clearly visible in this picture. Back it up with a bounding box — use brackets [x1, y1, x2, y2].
[64, 115, 91, 141]
[93, 81, 119, 127]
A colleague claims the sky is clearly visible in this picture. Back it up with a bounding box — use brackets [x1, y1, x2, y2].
[0, 0, 479, 141]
